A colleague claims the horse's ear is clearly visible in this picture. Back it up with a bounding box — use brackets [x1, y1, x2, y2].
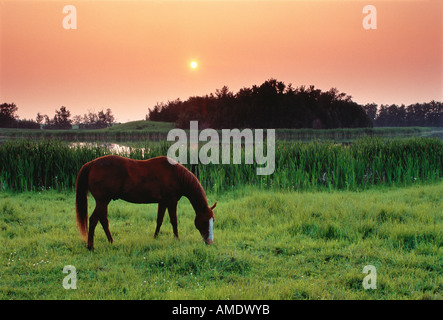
[210, 202, 217, 210]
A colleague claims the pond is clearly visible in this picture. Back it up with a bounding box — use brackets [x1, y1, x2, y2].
[69, 142, 150, 158]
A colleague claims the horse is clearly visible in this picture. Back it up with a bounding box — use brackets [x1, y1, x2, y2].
[75, 155, 216, 250]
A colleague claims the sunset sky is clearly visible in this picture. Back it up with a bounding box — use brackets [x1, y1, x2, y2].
[1, 0, 442, 123]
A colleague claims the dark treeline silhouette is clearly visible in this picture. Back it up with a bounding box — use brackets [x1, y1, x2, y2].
[71, 108, 115, 129]
[363, 102, 442, 127]
[147, 79, 373, 129]
[0, 102, 40, 129]
[38, 107, 115, 129]
[0, 103, 115, 129]
[38, 106, 73, 129]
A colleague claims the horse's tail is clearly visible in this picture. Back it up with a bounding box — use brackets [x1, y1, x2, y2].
[75, 162, 91, 241]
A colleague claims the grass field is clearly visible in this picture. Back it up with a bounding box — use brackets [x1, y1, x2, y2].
[1, 182, 441, 300]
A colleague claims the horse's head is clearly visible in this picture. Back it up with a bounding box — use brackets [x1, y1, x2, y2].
[195, 202, 217, 245]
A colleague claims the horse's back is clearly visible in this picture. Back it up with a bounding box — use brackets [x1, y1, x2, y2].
[87, 155, 182, 203]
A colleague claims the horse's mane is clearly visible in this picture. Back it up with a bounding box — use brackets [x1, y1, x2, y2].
[174, 162, 208, 211]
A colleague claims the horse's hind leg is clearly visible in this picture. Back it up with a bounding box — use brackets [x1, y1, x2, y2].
[167, 200, 179, 239]
[154, 203, 167, 238]
[87, 201, 110, 250]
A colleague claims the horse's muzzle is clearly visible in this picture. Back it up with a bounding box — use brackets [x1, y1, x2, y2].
[205, 239, 213, 245]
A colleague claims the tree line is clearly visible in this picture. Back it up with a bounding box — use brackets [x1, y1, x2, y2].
[147, 79, 373, 129]
[0, 104, 115, 129]
[363, 102, 442, 127]
[148, 79, 442, 128]
[2, 79, 441, 130]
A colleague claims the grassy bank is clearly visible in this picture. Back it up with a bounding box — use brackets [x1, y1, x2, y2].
[0, 182, 441, 299]
[275, 126, 439, 141]
[1, 123, 440, 142]
[0, 121, 175, 141]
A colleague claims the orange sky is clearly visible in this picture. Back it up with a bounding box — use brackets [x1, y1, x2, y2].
[1, 0, 442, 123]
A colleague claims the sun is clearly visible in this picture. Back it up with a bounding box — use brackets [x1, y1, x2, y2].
[190, 61, 198, 69]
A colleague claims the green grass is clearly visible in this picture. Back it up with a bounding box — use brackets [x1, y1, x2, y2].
[0, 120, 175, 141]
[1, 135, 441, 299]
[275, 126, 439, 142]
[102, 120, 175, 132]
[1, 137, 441, 192]
[1, 182, 441, 299]
[1, 125, 441, 142]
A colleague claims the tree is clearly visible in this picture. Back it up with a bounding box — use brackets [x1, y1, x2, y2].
[36, 113, 44, 125]
[0, 103, 19, 128]
[147, 79, 373, 129]
[97, 108, 115, 128]
[74, 108, 115, 129]
[148, 104, 161, 121]
[43, 114, 52, 128]
[16, 119, 40, 129]
[54, 106, 72, 129]
[72, 114, 82, 125]
[367, 102, 442, 127]
[85, 111, 98, 127]
[363, 103, 378, 123]
[426, 101, 442, 127]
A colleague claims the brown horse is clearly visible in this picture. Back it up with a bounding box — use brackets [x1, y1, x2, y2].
[75, 155, 216, 250]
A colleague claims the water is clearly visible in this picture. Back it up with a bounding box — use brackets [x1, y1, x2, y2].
[69, 142, 150, 158]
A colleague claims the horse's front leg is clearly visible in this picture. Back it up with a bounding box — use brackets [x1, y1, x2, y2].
[87, 208, 100, 250]
[167, 200, 179, 239]
[98, 202, 113, 244]
[154, 203, 167, 238]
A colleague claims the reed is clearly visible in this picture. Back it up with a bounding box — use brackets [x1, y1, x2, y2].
[0, 137, 441, 192]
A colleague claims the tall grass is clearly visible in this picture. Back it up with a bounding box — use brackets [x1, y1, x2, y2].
[195, 137, 442, 192]
[0, 137, 441, 192]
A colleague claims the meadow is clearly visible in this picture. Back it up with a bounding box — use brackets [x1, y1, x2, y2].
[0, 133, 442, 300]
[0, 183, 441, 299]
